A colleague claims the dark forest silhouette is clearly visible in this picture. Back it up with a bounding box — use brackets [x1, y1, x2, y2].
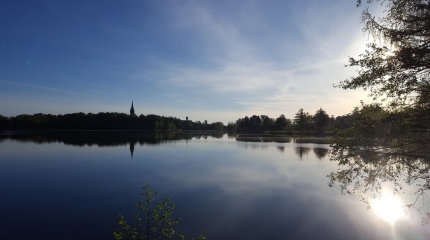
[0, 107, 356, 136]
[0, 112, 225, 131]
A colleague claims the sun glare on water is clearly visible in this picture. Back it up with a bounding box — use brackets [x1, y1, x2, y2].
[371, 192, 405, 223]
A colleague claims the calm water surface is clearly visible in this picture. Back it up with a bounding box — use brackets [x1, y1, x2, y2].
[0, 132, 429, 239]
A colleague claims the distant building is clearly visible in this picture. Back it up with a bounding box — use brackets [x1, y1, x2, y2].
[130, 101, 135, 116]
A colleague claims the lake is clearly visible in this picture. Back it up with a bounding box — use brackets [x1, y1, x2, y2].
[0, 131, 429, 239]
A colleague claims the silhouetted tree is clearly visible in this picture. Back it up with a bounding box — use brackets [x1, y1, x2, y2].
[261, 115, 275, 132]
[210, 122, 225, 131]
[294, 109, 310, 134]
[226, 122, 237, 132]
[275, 114, 289, 130]
[312, 108, 330, 136]
[0, 115, 10, 129]
[341, 0, 430, 107]
[334, 114, 355, 130]
[338, 0, 430, 155]
[249, 115, 262, 131]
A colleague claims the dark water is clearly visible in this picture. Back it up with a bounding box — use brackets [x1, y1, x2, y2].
[0, 131, 429, 239]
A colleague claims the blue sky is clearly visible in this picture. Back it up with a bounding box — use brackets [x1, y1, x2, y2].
[0, 0, 374, 123]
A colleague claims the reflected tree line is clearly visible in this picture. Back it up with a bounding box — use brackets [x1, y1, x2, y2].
[0, 131, 225, 147]
[240, 144, 329, 160]
[1, 131, 329, 160]
[294, 147, 329, 160]
[235, 136, 330, 159]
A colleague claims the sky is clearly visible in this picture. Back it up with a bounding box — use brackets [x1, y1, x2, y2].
[0, 0, 376, 124]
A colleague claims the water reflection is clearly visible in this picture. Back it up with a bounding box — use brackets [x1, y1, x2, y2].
[1, 131, 332, 161]
[236, 135, 293, 143]
[295, 147, 311, 159]
[129, 141, 135, 158]
[235, 135, 332, 144]
[370, 191, 404, 224]
[227, 132, 238, 139]
[0, 132, 428, 239]
[238, 143, 329, 160]
[0, 131, 225, 147]
[329, 148, 430, 224]
[313, 148, 329, 159]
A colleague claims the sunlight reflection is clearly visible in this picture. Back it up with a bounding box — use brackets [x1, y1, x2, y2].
[370, 192, 404, 224]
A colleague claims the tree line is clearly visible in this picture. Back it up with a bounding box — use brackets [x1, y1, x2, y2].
[233, 108, 354, 135]
[0, 108, 360, 135]
[0, 108, 358, 135]
[0, 112, 224, 131]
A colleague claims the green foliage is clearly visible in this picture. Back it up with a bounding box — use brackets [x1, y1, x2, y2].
[114, 184, 206, 240]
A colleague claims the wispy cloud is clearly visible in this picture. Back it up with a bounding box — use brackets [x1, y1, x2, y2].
[125, 1, 372, 121]
[0, 0, 375, 122]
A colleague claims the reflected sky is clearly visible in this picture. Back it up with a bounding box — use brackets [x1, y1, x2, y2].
[0, 134, 429, 239]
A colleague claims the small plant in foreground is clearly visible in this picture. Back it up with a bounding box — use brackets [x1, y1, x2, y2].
[113, 184, 206, 240]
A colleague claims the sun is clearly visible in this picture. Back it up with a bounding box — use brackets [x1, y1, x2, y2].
[370, 192, 404, 223]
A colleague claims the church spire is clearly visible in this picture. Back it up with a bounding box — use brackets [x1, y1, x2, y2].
[130, 101, 135, 116]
